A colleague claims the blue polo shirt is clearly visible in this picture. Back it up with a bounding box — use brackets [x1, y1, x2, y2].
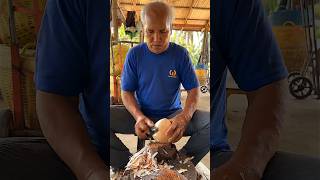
[121, 43, 199, 118]
[35, 0, 108, 161]
[212, 0, 288, 152]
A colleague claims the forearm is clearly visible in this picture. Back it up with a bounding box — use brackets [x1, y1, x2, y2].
[121, 90, 144, 121]
[181, 88, 199, 121]
[231, 79, 287, 176]
[36, 91, 106, 180]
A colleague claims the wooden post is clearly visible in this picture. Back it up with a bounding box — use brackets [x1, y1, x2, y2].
[8, 0, 25, 130]
[111, 0, 120, 104]
[32, 0, 42, 33]
[112, 0, 119, 41]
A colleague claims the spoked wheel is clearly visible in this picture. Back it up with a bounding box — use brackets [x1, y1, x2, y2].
[288, 72, 301, 83]
[200, 86, 208, 93]
[289, 77, 313, 99]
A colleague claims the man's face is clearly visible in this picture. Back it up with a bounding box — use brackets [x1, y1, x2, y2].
[144, 15, 171, 54]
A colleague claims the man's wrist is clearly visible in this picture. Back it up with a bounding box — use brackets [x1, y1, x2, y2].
[179, 111, 192, 122]
[134, 114, 146, 122]
[228, 158, 263, 179]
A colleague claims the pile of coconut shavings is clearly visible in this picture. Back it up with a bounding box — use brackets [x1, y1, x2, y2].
[124, 146, 176, 179]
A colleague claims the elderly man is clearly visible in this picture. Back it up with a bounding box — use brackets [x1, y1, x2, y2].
[212, 0, 320, 179]
[110, 1, 210, 171]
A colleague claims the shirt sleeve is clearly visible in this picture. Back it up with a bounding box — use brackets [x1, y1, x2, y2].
[121, 48, 138, 91]
[35, 0, 88, 96]
[218, 0, 288, 91]
[179, 48, 199, 90]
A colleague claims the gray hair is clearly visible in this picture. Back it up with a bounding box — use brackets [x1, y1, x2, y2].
[140, 1, 175, 28]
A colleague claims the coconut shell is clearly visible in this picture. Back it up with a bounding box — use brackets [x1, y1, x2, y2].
[152, 118, 172, 143]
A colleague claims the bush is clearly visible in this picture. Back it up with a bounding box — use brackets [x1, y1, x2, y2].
[316, 27, 320, 39]
[315, 3, 320, 19]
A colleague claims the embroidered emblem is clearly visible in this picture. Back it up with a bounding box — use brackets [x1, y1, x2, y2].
[168, 70, 177, 78]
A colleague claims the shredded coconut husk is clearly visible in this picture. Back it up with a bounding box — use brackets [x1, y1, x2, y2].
[123, 142, 196, 179]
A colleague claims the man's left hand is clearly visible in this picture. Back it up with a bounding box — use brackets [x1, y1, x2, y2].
[212, 160, 261, 180]
[166, 114, 189, 143]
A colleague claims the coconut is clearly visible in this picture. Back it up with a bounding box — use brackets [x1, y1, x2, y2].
[152, 118, 172, 143]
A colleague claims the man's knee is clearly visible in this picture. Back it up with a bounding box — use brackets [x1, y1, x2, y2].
[263, 151, 320, 180]
[190, 110, 210, 131]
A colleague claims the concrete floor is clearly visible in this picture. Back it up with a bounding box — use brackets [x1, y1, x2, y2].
[227, 93, 320, 158]
[226, 71, 320, 158]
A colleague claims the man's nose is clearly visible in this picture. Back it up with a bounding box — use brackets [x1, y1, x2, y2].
[153, 32, 161, 42]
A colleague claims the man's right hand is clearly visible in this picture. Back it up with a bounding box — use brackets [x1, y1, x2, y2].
[86, 168, 109, 180]
[135, 116, 154, 139]
[212, 160, 261, 180]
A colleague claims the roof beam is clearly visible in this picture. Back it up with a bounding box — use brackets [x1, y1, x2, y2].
[176, 18, 208, 21]
[118, 2, 210, 10]
[173, 23, 210, 31]
[184, 0, 196, 25]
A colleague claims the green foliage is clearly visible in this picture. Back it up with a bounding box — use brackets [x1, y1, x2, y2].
[315, 3, 320, 19]
[118, 23, 206, 66]
[118, 24, 140, 42]
[262, 0, 279, 15]
[170, 31, 204, 66]
[316, 27, 320, 39]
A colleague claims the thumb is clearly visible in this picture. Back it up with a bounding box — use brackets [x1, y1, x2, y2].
[146, 118, 154, 127]
[166, 122, 177, 136]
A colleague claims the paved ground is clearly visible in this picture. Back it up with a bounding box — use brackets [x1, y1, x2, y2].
[227, 94, 320, 158]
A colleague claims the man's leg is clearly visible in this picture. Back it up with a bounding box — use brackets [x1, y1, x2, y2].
[212, 151, 320, 180]
[168, 110, 210, 165]
[110, 105, 136, 169]
[263, 152, 320, 180]
[0, 137, 76, 180]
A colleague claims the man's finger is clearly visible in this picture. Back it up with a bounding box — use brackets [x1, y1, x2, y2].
[139, 122, 148, 131]
[166, 122, 177, 136]
[169, 128, 181, 143]
[173, 130, 184, 143]
[140, 133, 147, 139]
[146, 119, 154, 127]
[136, 127, 148, 139]
[138, 132, 147, 140]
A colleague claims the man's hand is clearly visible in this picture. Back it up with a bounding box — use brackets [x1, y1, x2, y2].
[86, 168, 109, 180]
[37, 91, 107, 180]
[166, 114, 188, 143]
[212, 161, 261, 180]
[135, 116, 154, 139]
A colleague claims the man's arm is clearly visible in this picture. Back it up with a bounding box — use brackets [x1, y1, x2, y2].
[167, 87, 199, 143]
[181, 88, 200, 121]
[234, 79, 287, 176]
[36, 91, 107, 180]
[121, 91, 154, 139]
[214, 79, 287, 179]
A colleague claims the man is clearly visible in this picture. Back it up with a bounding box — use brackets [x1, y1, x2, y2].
[212, 0, 320, 179]
[0, 1, 107, 179]
[110, 1, 210, 171]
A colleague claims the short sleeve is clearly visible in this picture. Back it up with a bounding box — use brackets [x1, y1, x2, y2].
[179, 49, 199, 90]
[121, 49, 138, 91]
[218, 0, 288, 91]
[35, 0, 88, 96]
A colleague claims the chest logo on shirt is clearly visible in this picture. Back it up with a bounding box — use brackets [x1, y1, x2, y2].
[168, 70, 177, 78]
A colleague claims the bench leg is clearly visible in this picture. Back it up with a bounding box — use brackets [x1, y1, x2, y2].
[137, 139, 145, 151]
[0, 108, 12, 137]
